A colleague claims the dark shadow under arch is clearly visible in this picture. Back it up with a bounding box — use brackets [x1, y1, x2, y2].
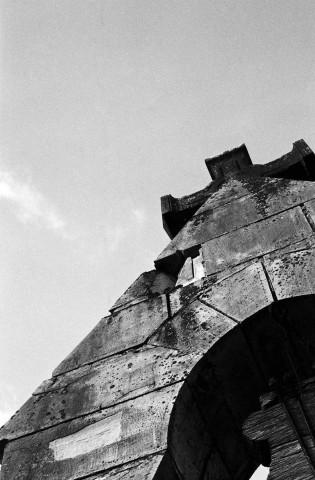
[155, 294, 315, 480]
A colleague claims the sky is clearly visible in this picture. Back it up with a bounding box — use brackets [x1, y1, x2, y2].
[1, 1, 315, 477]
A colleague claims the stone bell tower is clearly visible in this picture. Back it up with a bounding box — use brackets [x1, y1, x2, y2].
[2, 140, 315, 480]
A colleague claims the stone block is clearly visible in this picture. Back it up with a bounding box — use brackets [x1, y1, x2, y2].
[1, 384, 181, 480]
[201, 262, 273, 321]
[202, 207, 312, 274]
[149, 300, 236, 354]
[1, 347, 200, 440]
[53, 295, 168, 376]
[264, 247, 315, 300]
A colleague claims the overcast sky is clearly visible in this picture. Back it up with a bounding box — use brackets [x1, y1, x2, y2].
[1, 2, 314, 477]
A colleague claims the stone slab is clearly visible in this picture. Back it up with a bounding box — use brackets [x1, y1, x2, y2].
[1, 384, 181, 480]
[202, 207, 312, 275]
[1, 347, 200, 440]
[264, 247, 315, 300]
[53, 295, 168, 376]
[149, 299, 236, 354]
[200, 262, 273, 321]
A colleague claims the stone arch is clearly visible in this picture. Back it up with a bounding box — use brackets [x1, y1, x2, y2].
[153, 294, 315, 480]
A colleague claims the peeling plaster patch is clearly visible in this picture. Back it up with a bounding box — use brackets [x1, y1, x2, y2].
[49, 412, 122, 460]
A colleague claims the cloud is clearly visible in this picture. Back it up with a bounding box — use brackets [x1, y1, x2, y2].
[0, 168, 66, 232]
[0, 166, 148, 260]
[105, 224, 126, 252]
[132, 208, 146, 225]
[102, 207, 146, 254]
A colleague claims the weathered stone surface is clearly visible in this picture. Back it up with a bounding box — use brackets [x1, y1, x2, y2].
[195, 175, 269, 214]
[149, 300, 236, 354]
[156, 177, 315, 270]
[263, 236, 315, 258]
[205, 143, 253, 180]
[85, 454, 164, 480]
[53, 295, 168, 376]
[264, 247, 315, 300]
[202, 207, 312, 274]
[1, 347, 200, 440]
[199, 177, 315, 216]
[201, 262, 273, 321]
[1, 384, 181, 480]
[110, 270, 175, 313]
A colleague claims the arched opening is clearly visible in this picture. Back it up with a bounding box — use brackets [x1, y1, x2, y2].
[155, 294, 315, 480]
